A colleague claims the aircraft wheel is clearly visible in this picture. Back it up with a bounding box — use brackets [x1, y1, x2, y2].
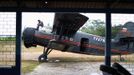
[38, 54, 48, 62]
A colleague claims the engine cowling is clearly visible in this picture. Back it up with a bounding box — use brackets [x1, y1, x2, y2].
[22, 27, 37, 48]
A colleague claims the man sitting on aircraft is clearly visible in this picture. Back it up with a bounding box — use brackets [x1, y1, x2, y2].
[36, 20, 44, 30]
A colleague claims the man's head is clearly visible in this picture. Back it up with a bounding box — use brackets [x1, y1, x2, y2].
[38, 20, 41, 23]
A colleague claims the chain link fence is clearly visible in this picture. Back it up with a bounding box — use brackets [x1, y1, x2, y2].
[0, 12, 16, 67]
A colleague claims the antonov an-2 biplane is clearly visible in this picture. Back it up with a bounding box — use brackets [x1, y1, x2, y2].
[23, 13, 134, 62]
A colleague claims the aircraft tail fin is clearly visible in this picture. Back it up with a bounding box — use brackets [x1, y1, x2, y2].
[113, 22, 134, 50]
[114, 22, 134, 42]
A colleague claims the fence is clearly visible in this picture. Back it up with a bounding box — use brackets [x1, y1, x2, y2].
[0, 12, 16, 67]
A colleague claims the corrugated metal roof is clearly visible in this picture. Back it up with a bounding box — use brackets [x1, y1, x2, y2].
[0, 0, 134, 10]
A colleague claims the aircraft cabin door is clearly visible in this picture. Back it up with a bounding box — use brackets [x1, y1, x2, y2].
[80, 38, 89, 52]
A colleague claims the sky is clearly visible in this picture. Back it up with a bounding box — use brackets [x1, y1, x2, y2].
[0, 12, 16, 36]
[0, 12, 134, 35]
[22, 12, 55, 31]
[22, 12, 106, 31]
[22, 12, 134, 31]
[112, 14, 134, 26]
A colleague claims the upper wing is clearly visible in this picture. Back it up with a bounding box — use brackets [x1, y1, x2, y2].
[52, 13, 88, 37]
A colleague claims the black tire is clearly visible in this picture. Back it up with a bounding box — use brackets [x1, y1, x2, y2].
[38, 54, 48, 62]
[112, 62, 131, 75]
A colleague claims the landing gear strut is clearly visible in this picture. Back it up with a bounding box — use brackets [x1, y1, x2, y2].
[38, 47, 53, 62]
[38, 40, 56, 62]
[119, 54, 125, 61]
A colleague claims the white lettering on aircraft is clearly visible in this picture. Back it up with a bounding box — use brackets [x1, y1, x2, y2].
[93, 36, 105, 42]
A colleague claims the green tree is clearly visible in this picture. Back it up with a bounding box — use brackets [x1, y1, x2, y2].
[111, 24, 122, 38]
[80, 19, 122, 38]
[81, 19, 105, 36]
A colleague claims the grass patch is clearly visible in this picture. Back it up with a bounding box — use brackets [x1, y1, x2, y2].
[21, 60, 40, 74]
[0, 37, 15, 41]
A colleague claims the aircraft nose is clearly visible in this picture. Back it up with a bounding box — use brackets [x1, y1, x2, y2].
[22, 27, 36, 48]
